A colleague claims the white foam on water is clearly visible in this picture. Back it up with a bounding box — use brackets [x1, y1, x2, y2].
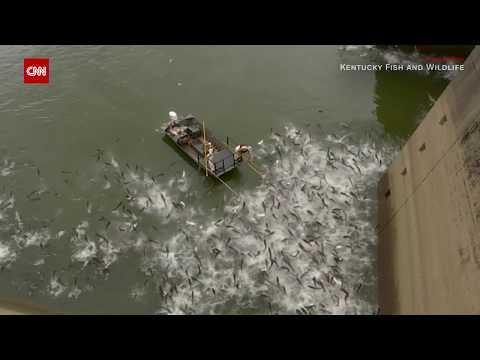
[0, 123, 396, 312]
[111, 157, 119, 169]
[14, 211, 24, 231]
[0, 192, 15, 221]
[0, 242, 16, 265]
[12, 228, 50, 248]
[344, 45, 361, 51]
[122, 124, 398, 314]
[133, 175, 199, 225]
[72, 240, 97, 266]
[67, 286, 82, 299]
[48, 275, 67, 297]
[70, 221, 97, 267]
[33, 258, 45, 266]
[70, 219, 126, 270]
[0, 158, 15, 177]
[98, 239, 120, 268]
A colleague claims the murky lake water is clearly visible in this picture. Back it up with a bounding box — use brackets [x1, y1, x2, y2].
[0, 45, 451, 314]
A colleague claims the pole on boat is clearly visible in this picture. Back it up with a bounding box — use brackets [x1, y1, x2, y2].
[222, 141, 264, 178]
[245, 160, 264, 177]
[210, 172, 239, 197]
[203, 119, 208, 177]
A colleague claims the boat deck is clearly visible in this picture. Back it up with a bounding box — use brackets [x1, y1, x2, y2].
[164, 115, 241, 177]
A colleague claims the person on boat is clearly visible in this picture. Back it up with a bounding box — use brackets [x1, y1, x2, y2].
[205, 142, 214, 168]
[169, 111, 178, 124]
[235, 144, 252, 161]
[235, 144, 251, 153]
[178, 135, 190, 145]
[167, 111, 179, 132]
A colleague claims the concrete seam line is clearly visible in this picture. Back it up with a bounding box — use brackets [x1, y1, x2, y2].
[377, 130, 463, 235]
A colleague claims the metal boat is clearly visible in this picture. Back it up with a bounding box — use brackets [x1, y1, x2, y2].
[164, 112, 242, 177]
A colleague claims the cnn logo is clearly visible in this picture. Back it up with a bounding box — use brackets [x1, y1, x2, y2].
[24, 58, 49, 84]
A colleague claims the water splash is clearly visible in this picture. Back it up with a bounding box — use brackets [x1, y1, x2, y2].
[0, 124, 397, 314]
[0, 158, 15, 177]
[0, 242, 16, 266]
[127, 124, 397, 314]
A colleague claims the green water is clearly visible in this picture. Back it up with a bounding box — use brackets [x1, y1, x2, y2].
[0, 45, 451, 314]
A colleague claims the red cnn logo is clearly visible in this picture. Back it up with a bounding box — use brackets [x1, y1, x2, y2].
[24, 58, 49, 84]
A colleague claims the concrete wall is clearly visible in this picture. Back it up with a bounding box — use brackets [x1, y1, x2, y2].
[377, 46, 480, 314]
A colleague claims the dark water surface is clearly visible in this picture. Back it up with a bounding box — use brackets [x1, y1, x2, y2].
[0, 45, 451, 314]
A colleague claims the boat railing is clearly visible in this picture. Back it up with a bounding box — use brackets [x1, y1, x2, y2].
[214, 159, 225, 174]
[195, 151, 238, 176]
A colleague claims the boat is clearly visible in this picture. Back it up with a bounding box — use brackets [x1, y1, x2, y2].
[164, 112, 243, 177]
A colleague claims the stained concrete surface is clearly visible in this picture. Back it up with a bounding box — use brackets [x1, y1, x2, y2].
[378, 45, 480, 314]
